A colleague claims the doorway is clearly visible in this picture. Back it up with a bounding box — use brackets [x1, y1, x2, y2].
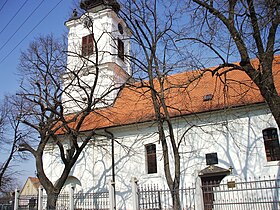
[199, 166, 230, 210]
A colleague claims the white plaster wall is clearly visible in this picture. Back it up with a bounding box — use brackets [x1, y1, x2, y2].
[62, 63, 121, 112]
[43, 103, 280, 209]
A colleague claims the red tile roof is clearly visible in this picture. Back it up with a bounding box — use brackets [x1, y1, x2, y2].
[61, 55, 280, 132]
[28, 177, 41, 189]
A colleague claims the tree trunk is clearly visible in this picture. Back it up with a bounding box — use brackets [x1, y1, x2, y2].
[168, 152, 181, 210]
[244, 61, 280, 130]
[259, 88, 280, 129]
[46, 192, 59, 210]
[172, 190, 181, 210]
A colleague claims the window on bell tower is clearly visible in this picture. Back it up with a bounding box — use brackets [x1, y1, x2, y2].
[118, 38, 124, 60]
[82, 34, 94, 56]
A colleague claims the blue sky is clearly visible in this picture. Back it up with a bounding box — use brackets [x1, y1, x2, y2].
[0, 0, 77, 187]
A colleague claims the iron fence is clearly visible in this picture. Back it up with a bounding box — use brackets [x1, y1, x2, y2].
[138, 184, 196, 210]
[42, 193, 69, 210]
[18, 195, 38, 210]
[55, 193, 69, 210]
[11, 175, 280, 210]
[138, 176, 280, 210]
[202, 176, 280, 210]
[74, 192, 109, 210]
[0, 196, 13, 210]
[41, 191, 109, 210]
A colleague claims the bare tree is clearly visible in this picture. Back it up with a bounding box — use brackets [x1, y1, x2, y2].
[120, 1, 280, 209]
[119, 0, 197, 208]
[0, 96, 28, 193]
[182, 0, 280, 129]
[16, 29, 127, 208]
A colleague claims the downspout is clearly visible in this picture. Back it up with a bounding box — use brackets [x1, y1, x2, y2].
[105, 129, 116, 210]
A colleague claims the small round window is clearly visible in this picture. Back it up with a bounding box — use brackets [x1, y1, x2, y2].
[118, 23, 123, 34]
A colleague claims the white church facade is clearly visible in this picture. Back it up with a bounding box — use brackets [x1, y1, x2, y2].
[43, 0, 280, 209]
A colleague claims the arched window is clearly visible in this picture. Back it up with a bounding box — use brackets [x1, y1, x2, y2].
[262, 127, 280, 161]
[145, 144, 157, 174]
[117, 38, 124, 60]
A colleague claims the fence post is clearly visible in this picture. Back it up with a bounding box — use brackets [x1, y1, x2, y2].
[69, 183, 75, 210]
[38, 186, 43, 210]
[108, 180, 115, 210]
[130, 177, 139, 210]
[14, 188, 19, 210]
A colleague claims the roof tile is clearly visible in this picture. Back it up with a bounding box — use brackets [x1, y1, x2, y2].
[61, 55, 280, 132]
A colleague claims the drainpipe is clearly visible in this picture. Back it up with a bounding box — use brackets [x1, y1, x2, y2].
[105, 129, 116, 210]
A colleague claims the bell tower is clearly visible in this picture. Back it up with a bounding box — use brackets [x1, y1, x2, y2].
[63, 0, 131, 113]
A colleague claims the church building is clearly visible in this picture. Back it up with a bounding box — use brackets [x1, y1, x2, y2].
[43, 0, 280, 209]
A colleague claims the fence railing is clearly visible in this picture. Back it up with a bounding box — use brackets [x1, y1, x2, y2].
[43, 193, 69, 210]
[0, 196, 13, 210]
[138, 184, 196, 210]
[74, 192, 109, 210]
[202, 176, 280, 210]
[41, 192, 109, 210]
[8, 175, 280, 210]
[12, 188, 110, 210]
[18, 195, 38, 210]
[137, 176, 280, 210]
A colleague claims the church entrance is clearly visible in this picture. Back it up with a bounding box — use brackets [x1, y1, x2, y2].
[199, 166, 230, 210]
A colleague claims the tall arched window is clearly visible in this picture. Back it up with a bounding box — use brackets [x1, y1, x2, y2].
[262, 127, 280, 161]
[117, 38, 124, 60]
[145, 144, 157, 174]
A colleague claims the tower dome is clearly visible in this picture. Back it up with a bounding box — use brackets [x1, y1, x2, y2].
[80, 0, 120, 12]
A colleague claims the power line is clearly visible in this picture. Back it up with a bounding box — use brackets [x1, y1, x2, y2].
[0, 0, 9, 14]
[0, 0, 45, 53]
[0, 0, 30, 36]
[0, 0, 65, 64]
